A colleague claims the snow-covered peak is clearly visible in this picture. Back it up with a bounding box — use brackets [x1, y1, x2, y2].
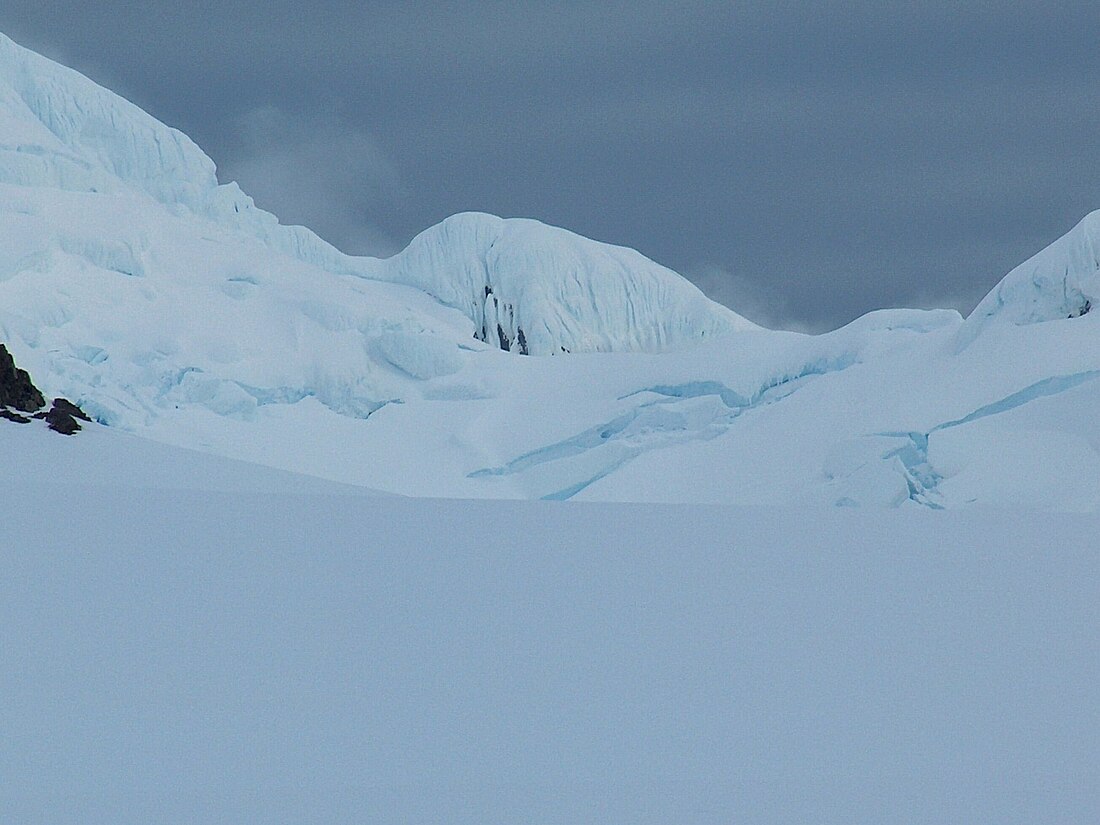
[957, 210, 1100, 348]
[0, 28, 759, 442]
[0, 31, 744, 356]
[0, 32, 371, 275]
[383, 212, 755, 355]
[0, 32, 216, 203]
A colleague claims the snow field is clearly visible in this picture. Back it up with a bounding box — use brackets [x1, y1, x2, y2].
[2, 460, 1097, 823]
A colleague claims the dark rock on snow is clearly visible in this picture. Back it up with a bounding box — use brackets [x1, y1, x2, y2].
[0, 344, 45, 412]
[33, 399, 90, 435]
[52, 397, 92, 423]
[1, 343, 92, 434]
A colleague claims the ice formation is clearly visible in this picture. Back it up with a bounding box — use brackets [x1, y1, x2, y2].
[957, 210, 1100, 347]
[383, 212, 753, 355]
[0, 32, 744, 361]
[3, 30, 1100, 510]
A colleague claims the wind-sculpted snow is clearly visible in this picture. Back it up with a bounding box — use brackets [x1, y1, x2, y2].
[0, 33, 741, 358]
[957, 210, 1100, 348]
[382, 212, 754, 355]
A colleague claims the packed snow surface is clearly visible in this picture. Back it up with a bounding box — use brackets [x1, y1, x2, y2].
[2, 423, 1099, 824]
[2, 30, 1100, 510]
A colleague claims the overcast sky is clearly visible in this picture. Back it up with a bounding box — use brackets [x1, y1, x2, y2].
[4, 2, 1100, 330]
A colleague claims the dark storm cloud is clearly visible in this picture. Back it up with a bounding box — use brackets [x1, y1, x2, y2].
[4, 2, 1100, 329]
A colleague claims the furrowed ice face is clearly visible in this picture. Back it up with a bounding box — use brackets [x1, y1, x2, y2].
[0, 33, 373, 275]
[382, 212, 754, 356]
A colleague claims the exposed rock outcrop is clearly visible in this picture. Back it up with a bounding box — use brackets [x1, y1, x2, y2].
[0, 344, 45, 412]
[33, 398, 92, 434]
[1, 343, 90, 434]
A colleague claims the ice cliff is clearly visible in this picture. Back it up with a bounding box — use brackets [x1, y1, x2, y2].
[0, 32, 376, 275]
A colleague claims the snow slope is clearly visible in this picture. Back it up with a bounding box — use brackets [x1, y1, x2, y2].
[3, 30, 1100, 511]
[0, 414, 386, 495]
[0, 30, 743, 365]
[2, 423, 1098, 824]
[0, 32, 353, 274]
[958, 209, 1100, 346]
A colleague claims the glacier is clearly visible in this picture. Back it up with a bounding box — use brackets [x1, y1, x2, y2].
[2, 30, 1100, 510]
[0, 30, 744, 360]
[956, 209, 1100, 348]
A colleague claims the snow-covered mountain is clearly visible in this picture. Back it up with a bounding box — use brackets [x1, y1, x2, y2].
[957, 209, 1100, 346]
[3, 31, 1100, 510]
[3, 31, 1099, 822]
[0, 30, 743, 408]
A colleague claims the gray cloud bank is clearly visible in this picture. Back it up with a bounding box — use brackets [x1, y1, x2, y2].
[4, 2, 1100, 331]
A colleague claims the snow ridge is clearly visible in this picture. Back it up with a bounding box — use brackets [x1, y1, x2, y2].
[383, 213, 755, 355]
[0, 32, 743, 357]
[957, 210, 1100, 348]
[0, 33, 376, 277]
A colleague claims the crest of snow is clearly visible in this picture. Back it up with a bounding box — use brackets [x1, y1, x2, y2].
[0, 32, 375, 276]
[957, 210, 1100, 348]
[382, 212, 756, 355]
[0, 32, 743, 358]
